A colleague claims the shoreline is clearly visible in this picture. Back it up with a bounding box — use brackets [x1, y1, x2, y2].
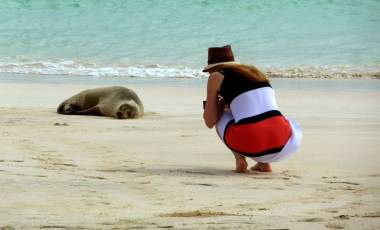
[0, 79, 379, 229]
[1, 61, 380, 80]
[1, 73, 380, 91]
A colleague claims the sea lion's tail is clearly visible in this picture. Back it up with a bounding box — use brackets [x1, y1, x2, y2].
[57, 102, 65, 114]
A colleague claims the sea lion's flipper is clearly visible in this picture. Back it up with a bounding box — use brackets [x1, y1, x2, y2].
[58, 103, 82, 115]
[75, 106, 102, 115]
[57, 103, 65, 113]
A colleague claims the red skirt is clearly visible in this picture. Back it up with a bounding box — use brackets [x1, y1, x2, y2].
[224, 116, 292, 157]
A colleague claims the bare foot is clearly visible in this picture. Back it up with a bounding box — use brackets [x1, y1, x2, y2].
[235, 160, 248, 173]
[233, 152, 248, 173]
[251, 163, 261, 171]
[251, 163, 272, 172]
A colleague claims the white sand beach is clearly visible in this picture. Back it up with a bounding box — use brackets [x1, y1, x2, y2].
[0, 80, 380, 229]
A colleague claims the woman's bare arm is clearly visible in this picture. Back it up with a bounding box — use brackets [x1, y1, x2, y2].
[203, 72, 224, 128]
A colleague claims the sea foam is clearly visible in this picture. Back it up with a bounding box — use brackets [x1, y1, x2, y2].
[0, 59, 379, 79]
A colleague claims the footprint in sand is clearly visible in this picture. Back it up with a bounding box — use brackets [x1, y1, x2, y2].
[297, 217, 325, 222]
[334, 214, 351, 220]
[24, 143, 78, 170]
[32, 152, 77, 170]
[0, 226, 15, 230]
[324, 180, 360, 186]
[281, 170, 302, 179]
[323, 209, 339, 214]
[180, 181, 217, 187]
[160, 210, 228, 218]
[257, 207, 270, 211]
[325, 222, 345, 229]
[321, 176, 360, 186]
[168, 170, 216, 176]
[361, 211, 380, 218]
[54, 122, 69, 126]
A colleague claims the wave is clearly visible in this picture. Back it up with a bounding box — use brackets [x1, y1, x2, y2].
[0, 58, 379, 79]
[0, 59, 205, 79]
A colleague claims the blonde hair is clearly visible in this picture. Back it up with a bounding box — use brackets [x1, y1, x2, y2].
[208, 63, 269, 83]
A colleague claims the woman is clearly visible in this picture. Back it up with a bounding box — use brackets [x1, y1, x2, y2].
[203, 45, 302, 173]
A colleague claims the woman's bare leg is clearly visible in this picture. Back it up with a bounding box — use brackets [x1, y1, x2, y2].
[233, 152, 248, 173]
[251, 162, 272, 172]
[214, 112, 249, 173]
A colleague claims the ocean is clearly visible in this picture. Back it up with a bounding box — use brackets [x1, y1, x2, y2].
[0, 0, 379, 79]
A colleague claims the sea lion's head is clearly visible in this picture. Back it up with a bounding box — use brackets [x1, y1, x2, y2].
[117, 101, 141, 119]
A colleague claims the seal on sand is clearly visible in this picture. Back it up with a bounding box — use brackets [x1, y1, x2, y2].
[57, 86, 144, 119]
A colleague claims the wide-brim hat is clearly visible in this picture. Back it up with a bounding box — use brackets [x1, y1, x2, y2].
[202, 45, 240, 72]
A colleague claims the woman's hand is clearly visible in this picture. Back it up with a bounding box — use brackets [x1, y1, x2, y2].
[203, 72, 224, 128]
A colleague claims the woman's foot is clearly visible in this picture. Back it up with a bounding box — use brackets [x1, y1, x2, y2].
[233, 152, 248, 173]
[251, 162, 272, 172]
[235, 159, 248, 173]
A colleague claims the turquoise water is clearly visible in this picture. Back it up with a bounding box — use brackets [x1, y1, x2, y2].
[0, 0, 379, 78]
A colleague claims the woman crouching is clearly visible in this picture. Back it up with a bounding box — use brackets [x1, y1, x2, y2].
[202, 45, 302, 173]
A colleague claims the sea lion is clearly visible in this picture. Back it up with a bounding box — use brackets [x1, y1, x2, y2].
[57, 86, 144, 119]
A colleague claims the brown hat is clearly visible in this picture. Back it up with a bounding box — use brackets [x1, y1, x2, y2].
[202, 45, 240, 72]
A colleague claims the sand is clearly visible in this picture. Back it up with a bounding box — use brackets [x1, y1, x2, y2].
[0, 80, 380, 230]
